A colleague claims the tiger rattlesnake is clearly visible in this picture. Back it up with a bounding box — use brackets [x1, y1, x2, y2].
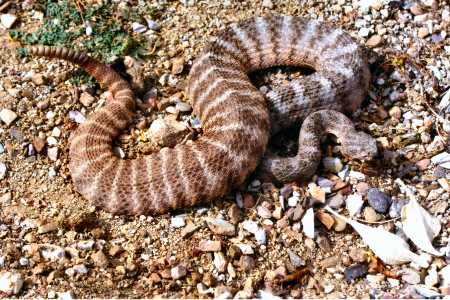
[28, 15, 377, 215]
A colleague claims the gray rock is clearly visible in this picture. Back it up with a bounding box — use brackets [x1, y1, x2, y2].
[146, 19, 161, 31]
[367, 188, 392, 213]
[344, 264, 368, 282]
[389, 199, 407, 218]
[287, 249, 305, 268]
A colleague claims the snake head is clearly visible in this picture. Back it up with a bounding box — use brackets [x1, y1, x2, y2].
[340, 131, 378, 161]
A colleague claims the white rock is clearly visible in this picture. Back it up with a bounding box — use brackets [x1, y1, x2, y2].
[0, 109, 18, 125]
[0, 163, 6, 180]
[301, 208, 315, 239]
[51, 127, 61, 137]
[349, 170, 366, 181]
[237, 243, 254, 255]
[77, 240, 95, 251]
[47, 136, 58, 145]
[171, 265, 187, 279]
[19, 257, 29, 266]
[171, 215, 186, 228]
[132, 22, 147, 33]
[424, 265, 438, 287]
[262, 0, 274, 8]
[0, 14, 17, 29]
[323, 284, 334, 294]
[213, 252, 227, 272]
[242, 220, 259, 234]
[431, 152, 450, 164]
[40, 245, 66, 261]
[0, 271, 23, 295]
[59, 291, 75, 300]
[440, 265, 450, 287]
[75, 264, 88, 274]
[112, 146, 125, 159]
[68, 111, 86, 124]
[414, 285, 442, 298]
[47, 147, 59, 161]
[287, 195, 300, 207]
[254, 228, 267, 245]
[387, 278, 400, 287]
[338, 165, 349, 180]
[346, 194, 364, 216]
[358, 27, 371, 37]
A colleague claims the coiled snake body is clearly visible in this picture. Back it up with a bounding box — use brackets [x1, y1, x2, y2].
[28, 15, 377, 215]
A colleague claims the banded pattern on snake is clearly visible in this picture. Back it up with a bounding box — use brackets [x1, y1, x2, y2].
[27, 15, 377, 215]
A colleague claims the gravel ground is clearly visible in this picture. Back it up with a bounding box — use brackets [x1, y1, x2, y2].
[0, 0, 449, 298]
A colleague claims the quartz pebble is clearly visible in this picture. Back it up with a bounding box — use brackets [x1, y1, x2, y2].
[0, 109, 18, 125]
[171, 215, 186, 228]
[0, 14, 17, 29]
[346, 194, 364, 216]
[0, 271, 23, 295]
[171, 265, 187, 279]
[0, 163, 6, 180]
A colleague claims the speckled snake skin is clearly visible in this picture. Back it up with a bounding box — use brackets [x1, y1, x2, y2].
[28, 15, 377, 215]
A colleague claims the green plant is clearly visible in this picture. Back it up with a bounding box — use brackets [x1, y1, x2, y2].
[10, 0, 154, 85]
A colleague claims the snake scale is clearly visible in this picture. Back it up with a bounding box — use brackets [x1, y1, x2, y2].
[28, 15, 377, 215]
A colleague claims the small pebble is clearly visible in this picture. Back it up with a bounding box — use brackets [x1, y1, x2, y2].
[346, 194, 364, 216]
[322, 157, 343, 173]
[367, 188, 392, 213]
[79, 92, 96, 107]
[91, 250, 109, 268]
[366, 35, 382, 47]
[146, 19, 160, 31]
[198, 240, 221, 252]
[132, 22, 147, 33]
[213, 252, 227, 272]
[262, 0, 273, 9]
[206, 218, 235, 236]
[301, 208, 315, 239]
[363, 207, 381, 222]
[287, 249, 305, 268]
[327, 193, 345, 209]
[344, 264, 368, 282]
[47, 147, 59, 161]
[0, 14, 17, 29]
[402, 268, 421, 284]
[171, 265, 187, 280]
[239, 255, 255, 272]
[0, 109, 18, 126]
[68, 111, 86, 124]
[171, 215, 186, 228]
[0, 163, 6, 180]
[0, 271, 23, 295]
[418, 27, 430, 38]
